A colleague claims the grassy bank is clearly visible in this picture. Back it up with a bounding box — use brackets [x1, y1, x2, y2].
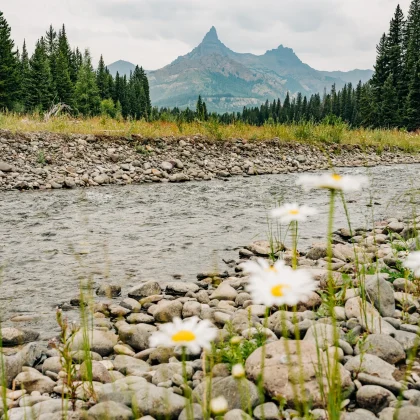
[1, 112, 420, 151]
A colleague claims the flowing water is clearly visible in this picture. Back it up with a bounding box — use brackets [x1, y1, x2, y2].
[1, 164, 420, 338]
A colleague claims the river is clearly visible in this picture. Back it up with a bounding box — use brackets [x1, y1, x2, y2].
[1, 164, 419, 338]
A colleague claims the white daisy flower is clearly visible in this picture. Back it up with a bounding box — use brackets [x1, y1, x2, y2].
[210, 396, 228, 414]
[241, 258, 287, 278]
[270, 202, 317, 224]
[149, 316, 217, 353]
[403, 251, 420, 277]
[296, 173, 368, 192]
[243, 260, 316, 307]
[231, 363, 245, 378]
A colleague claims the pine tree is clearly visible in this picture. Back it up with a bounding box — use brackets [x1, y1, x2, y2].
[96, 55, 109, 99]
[0, 11, 19, 110]
[387, 5, 405, 96]
[405, 60, 420, 130]
[27, 38, 53, 111]
[381, 74, 399, 127]
[74, 49, 100, 115]
[405, 0, 420, 87]
[55, 50, 74, 105]
[196, 95, 203, 119]
[45, 25, 58, 97]
[20, 40, 31, 109]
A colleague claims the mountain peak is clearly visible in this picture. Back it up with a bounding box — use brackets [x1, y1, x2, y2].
[202, 26, 220, 44]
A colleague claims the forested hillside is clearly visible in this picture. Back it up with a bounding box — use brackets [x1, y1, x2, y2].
[0, 12, 151, 119]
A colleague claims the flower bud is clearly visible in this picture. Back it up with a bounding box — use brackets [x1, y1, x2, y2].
[231, 363, 245, 378]
[210, 396, 228, 414]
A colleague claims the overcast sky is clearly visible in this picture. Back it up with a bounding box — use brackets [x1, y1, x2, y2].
[2, 0, 412, 71]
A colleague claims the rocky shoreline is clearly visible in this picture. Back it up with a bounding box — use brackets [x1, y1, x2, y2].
[1, 130, 420, 191]
[3, 217, 420, 419]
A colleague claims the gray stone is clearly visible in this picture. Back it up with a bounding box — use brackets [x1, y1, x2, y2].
[393, 330, 419, 352]
[356, 385, 396, 414]
[128, 281, 161, 298]
[41, 357, 61, 374]
[393, 278, 417, 293]
[153, 300, 183, 322]
[118, 322, 157, 351]
[178, 403, 204, 420]
[194, 376, 259, 411]
[166, 282, 200, 294]
[14, 367, 56, 394]
[71, 329, 118, 356]
[304, 323, 341, 350]
[132, 382, 186, 418]
[87, 401, 133, 420]
[0, 161, 13, 172]
[79, 360, 113, 383]
[365, 276, 395, 317]
[345, 297, 396, 335]
[120, 298, 142, 313]
[210, 283, 238, 301]
[126, 313, 154, 324]
[253, 402, 280, 419]
[96, 284, 121, 297]
[112, 355, 150, 375]
[354, 334, 406, 364]
[344, 354, 396, 381]
[2, 328, 39, 347]
[224, 409, 253, 420]
[245, 340, 353, 408]
[306, 244, 327, 260]
[393, 406, 420, 419]
[152, 363, 193, 385]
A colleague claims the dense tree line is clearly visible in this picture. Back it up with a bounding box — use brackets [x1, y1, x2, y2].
[0, 11, 151, 119]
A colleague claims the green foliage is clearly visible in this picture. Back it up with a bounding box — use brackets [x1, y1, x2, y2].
[0, 11, 19, 110]
[37, 149, 46, 165]
[74, 50, 100, 116]
[210, 324, 265, 369]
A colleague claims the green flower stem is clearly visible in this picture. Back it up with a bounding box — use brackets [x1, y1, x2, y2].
[182, 347, 193, 420]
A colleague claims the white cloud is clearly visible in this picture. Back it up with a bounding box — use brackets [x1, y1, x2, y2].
[1, 0, 413, 71]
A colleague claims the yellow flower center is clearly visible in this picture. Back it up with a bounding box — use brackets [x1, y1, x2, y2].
[271, 284, 290, 297]
[172, 330, 196, 342]
[264, 266, 278, 273]
[331, 174, 342, 181]
[288, 209, 299, 215]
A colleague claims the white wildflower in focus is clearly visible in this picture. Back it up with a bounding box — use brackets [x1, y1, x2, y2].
[231, 363, 245, 378]
[210, 396, 228, 414]
[270, 202, 317, 224]
[296, 173, 368, 192]
[149, 316, 217, 353]
[243, 259, 317, 307]
[403, 251, 420, 277]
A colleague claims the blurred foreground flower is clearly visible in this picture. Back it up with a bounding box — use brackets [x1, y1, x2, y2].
[242, 258, 316, 307]
[403, 251, 420, 277]
[232, 363, 246, 378]
[297, 173, 368, 192]
[270, 202, 317, 223]
[210, 396, 228, 415]
[149, 316, 217, 353]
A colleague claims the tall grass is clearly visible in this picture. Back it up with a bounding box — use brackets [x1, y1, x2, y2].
[1, 112, 420, 151]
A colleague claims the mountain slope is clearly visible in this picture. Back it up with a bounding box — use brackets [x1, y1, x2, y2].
[111, 27, 373, 112]
[107, 60, 136, 77]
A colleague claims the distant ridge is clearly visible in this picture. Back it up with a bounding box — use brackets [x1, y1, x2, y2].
[107, 60, 136, 77]
[110, 27, 373, 112]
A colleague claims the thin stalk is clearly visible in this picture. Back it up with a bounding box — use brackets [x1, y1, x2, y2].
[182, 347, 193, 420]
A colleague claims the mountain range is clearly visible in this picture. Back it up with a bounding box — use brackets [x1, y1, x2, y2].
[108, 27, 373, 113]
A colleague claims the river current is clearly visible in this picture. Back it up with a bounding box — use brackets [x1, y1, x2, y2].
[1, 164, 419, 338]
